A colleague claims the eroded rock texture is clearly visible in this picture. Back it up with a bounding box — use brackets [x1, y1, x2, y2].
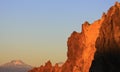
[61, 13, 103, 72]
[28, 61, 61, 72]
[90, 2, 120, 72]
[28, 2, 120, 72]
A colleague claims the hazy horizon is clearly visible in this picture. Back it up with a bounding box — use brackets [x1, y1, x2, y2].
[0, 0, 119, 66]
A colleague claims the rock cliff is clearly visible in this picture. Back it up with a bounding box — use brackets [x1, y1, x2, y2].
[90, 2, 120, 72]
[62, 2, 120, 72]
[28, 61, 61, 72]
[61, 10, 104, 72]
[28, 2, 120, 72]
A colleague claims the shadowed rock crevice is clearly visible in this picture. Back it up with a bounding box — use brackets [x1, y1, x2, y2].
[90, 51, 120, 72]
[90, 2, 120, 72]
[28, 2, 120, 72]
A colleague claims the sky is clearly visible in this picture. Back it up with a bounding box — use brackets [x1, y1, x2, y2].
[0, 0, 119, 66]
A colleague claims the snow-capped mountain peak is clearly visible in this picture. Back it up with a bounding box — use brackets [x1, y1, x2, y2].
[11, 60, 24, 65]
[0, 60, 33, 72]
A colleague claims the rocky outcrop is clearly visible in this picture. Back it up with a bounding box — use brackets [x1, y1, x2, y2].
[61, 11, 104, 72]
[96, 2, 120, 53]
[90, 2, 120, 72]
[62, 2, 120, 72]
[28, 2, 120, 72]
[28, 60, 61, 72]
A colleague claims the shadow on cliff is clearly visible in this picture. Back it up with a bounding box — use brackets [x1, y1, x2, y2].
[89, 50, 120, 72]
[89, 23, 120, 72]
[89, 22, 120, 72]
[89, 2, 120, 72]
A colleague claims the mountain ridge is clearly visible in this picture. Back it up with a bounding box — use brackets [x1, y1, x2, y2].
[0, 60, 32, 72]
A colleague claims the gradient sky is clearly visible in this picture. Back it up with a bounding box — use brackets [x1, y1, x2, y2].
[0, 0, 119, 66]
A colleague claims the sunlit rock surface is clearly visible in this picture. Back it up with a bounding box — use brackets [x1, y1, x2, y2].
[28, 60, 62, 72]
[28, 2, 120, 72]
[61, 12, 103, 72]
[90, 2, 120, 72]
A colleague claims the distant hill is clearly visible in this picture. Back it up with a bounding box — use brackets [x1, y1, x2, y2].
[0, 60, 32, 72]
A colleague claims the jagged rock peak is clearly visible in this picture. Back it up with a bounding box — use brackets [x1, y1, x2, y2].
[82, 21, 90, 32]
[28, 60, 62, 72]
[28, 2, 120, 72]
[44, 60, 52, 67]
[106, 1, 120, 17]
[90, 1, 120, 72]
[101, 12, 106, 19]
[95, 1, 120, 53]
[115, 1, 120, 7]
[62, 2, 120, 72]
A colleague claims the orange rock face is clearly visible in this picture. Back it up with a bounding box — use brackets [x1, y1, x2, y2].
[96, 2, 120, 53]
[90, 2, 120, 72]
[28, 2, 120, 72]
[61, 13, 104, 72]
[28, 61, 61, 72]
[62, 2, 120, 72]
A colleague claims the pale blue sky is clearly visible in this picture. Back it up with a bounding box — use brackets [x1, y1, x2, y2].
[0, 0, 119, 66]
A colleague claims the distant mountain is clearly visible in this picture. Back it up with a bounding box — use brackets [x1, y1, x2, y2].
[0, 60, 32, 72]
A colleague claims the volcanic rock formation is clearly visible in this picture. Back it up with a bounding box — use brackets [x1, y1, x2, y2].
[28, 2, 120, 72]
[28, 61, 61, 72]
[90, 2, 120, 72]
[62, 2, 120, 72]
[61, 10, 104, 72]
